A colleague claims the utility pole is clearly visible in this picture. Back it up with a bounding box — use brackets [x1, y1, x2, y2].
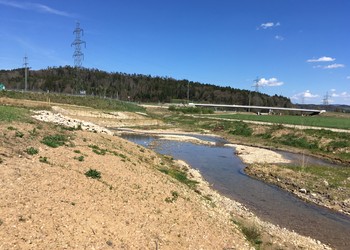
[187, 81, 190, 104]
[23, 55, 29, 91]
[71, 21, 86, 68]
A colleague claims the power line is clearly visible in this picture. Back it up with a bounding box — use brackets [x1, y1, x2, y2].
[71, 21, 86, 68]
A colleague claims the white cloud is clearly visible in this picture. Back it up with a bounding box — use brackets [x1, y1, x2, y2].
[258, 22, 280, 30]
[0, 0, 73, 17]
[340, 92, 350, 98]
[275, 35, 284, 41]
[291, 90, 319, 101]
[256, 77, 284, 87]
[323, 64, 345, 69]
[307, 56, 335, 63]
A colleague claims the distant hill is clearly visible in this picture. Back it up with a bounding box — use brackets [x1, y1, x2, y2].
[296, 104, 350, 113]
[0, 66, 293, 107]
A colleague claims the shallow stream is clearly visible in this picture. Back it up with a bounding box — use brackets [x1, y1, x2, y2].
[122, 134, 350, 249]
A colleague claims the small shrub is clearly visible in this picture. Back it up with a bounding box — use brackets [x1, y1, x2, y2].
[41, 134, 67, 148]
[73, 149, 81, 154]
[26, 147, 38, 155]
[85, 169, 101, 179]
[7, 126, 17, 131]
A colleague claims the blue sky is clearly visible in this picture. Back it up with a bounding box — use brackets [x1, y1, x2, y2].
[1, 0, 349, 104]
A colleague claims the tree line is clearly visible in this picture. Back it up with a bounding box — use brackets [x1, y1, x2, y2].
[0, 66, 293, 107]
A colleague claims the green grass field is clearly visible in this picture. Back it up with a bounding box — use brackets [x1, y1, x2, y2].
[208, 113, 350, 130]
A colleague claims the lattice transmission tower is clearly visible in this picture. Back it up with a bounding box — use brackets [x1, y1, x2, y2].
[252, 77, 261, 92]
[71, 22, 86, 68]
[323, 92, 330, 105]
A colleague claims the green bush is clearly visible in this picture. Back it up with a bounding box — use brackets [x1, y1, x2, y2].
[41, 134, 67, 148]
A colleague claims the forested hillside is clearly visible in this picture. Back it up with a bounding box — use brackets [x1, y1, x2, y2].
[0, 66, 292, 107]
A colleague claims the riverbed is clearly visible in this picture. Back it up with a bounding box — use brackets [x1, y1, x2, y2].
[122, 134, 350, 250]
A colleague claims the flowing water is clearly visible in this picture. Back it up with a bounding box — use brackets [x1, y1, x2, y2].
[122, 134, 350, 249]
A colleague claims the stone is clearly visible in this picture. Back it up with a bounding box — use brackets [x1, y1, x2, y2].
[299, 188, 307, 194]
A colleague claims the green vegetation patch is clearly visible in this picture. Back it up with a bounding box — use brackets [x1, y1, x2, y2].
[159, 167, 199, 189]
[229, 121, 253, 137]
[0, 106, 29, 123]
[282, 164, 350, 189]
[212, 113, 350, 130]
[41, 134, 68, 148]
[275, 133, 319, 150]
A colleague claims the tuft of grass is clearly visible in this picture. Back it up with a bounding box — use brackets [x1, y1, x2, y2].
[73, 149, 81, 154]
[29, 128, 39, 137]
[39, 156, 49, 164]
[41, 134, 67, 148]
[74, 155, 85, 162]
[7, 126, 17, 130]
[241, 225, 262, 246]
[26, 147, 38, 155]
[15, 131, 24, 138]
[88, 144, 107, 155]
[85, 168, 101, 179]
[165, 191, 179, 203]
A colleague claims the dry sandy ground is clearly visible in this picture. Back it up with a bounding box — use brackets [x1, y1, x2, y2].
[0, 103, 331, 249]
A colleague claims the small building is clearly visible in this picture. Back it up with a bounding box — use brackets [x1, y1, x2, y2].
[0, 83, 5, 90]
